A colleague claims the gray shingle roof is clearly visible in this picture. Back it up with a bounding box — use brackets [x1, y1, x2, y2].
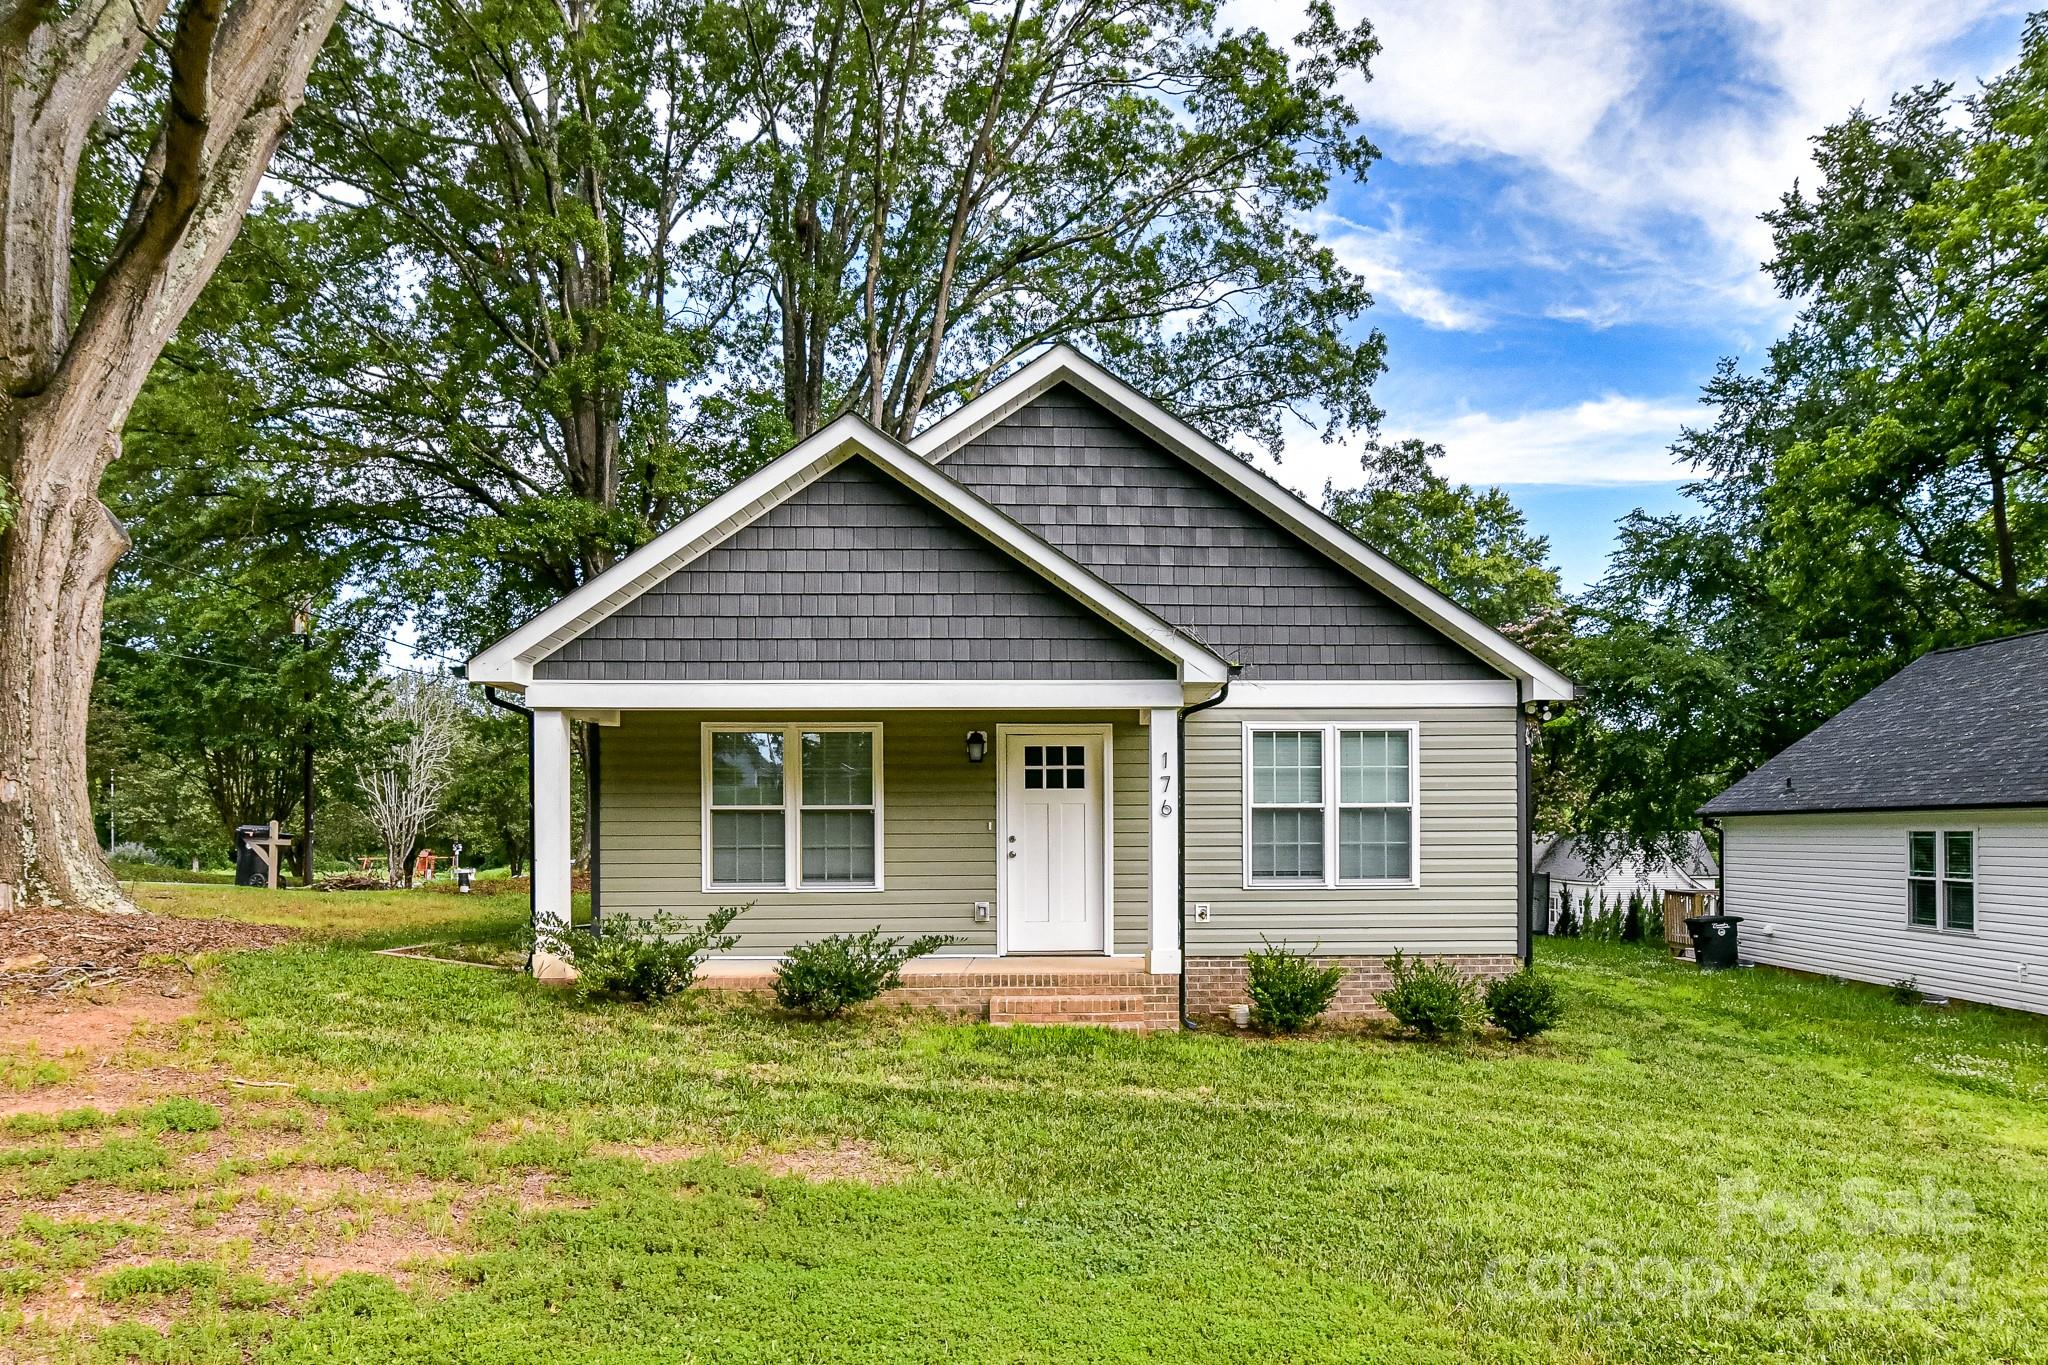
[1701, 630, 2048, 816]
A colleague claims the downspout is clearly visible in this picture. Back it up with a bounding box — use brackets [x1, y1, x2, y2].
[587, 725, 602, 934]
[483, 685, 537, 964]
[1517, 678, 1533, 968]
[1177, 676, 1233, 1030]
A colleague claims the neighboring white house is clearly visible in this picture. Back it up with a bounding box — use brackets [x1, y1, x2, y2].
[1533, 834, 1716, 931]
[1702, 631, 2048, 1014]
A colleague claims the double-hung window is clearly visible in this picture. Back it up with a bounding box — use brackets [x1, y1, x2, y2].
[1907, 829, 1973, 932]
[704, 724, 882, 891]
[1246, 723, 1418, 888]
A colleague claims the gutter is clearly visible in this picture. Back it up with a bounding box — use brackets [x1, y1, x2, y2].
[1176, 676, 1233, 1030]
[482, 684, 537, 967]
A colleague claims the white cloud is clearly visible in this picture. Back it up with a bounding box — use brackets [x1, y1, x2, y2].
[1314, 211, 1489, 330]
[1266, 393, 1708, 493]
[1236, 0, 2033, 326]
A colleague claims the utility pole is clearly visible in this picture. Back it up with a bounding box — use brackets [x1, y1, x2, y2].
[293, 607, 316, 886]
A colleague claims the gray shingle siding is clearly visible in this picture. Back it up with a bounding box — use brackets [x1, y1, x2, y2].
[534, 457, 1173, 680]
[943, 388, 1501, 680]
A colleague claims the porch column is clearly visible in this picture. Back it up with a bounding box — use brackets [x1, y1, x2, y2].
[531, 707, 576, 981]
[1147, 707, 1181, 974]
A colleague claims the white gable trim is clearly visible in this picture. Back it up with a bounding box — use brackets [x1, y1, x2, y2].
[914, 346, 1574, 702]
[467, 415, 1230, 691]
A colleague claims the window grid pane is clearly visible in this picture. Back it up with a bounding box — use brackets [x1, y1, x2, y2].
[711, 732, 783, 807]
[1252, 730, 1323, 805]
[1908, 832, 1937, 878]
[1908, 879, 1937, 927]
[711, 810, 785, 885]
[802, 731, 872, 807]
[1251, 808, 1324, 880]
[802, 810, 876, 885]
[1944, 882, 1975, 932]
[1340, 730, 1409, 805]
[1944, 831, 1973, 881]
[1340, 807, 1413, 881]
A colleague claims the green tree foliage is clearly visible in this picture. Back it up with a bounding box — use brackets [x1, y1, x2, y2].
[151, 0, 1389, 653]
[1560, 24, 2048, 856]
[1323, 437, 1568, 649]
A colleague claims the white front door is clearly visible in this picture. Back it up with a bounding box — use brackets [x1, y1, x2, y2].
[1002, 731, 1106, 953]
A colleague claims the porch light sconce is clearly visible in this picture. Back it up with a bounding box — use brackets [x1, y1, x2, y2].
[965, 731, 988, 763]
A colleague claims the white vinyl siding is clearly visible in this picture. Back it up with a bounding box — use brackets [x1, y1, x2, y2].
[1723, 811, 2048, 1014]
[1187, 707, 1518, 956]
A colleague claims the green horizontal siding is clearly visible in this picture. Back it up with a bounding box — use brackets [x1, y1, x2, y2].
[600, 709, 1151, 956]
[1183, 707, 1520, 956]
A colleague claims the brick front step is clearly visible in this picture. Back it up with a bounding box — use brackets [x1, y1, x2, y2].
[987, 991, 1163, 1029]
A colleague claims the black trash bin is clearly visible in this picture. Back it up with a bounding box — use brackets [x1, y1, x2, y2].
[1685, 913, 1744, 970]
[232, 825, 271, 887]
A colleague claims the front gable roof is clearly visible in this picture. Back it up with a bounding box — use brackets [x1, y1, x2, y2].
[467, 416, 1231, 691]
[914, 347, 1573, 701]
[1703, 630, 2048, 817]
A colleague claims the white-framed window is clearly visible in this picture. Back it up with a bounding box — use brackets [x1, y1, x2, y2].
[1244, 722, 1419, 889]
[1907, 829, 1973, 933]
[702, 723, 882, 891]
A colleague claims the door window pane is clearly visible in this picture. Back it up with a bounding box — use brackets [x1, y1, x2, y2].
[711, 732, 783, 807]
[711, 810, 784, 885]
[1340, 808, 1412, 881]
[1251, 808, 1324, 880]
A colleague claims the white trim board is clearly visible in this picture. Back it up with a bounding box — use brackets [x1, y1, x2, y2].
[1223, 680, 1518, 708]
[914, 346, 1573, 702]
[468, 415, 1229, 690]
[523, 679, 1200, 710]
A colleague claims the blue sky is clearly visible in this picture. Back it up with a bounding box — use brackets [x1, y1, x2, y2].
[1224, 0, 2034, 590]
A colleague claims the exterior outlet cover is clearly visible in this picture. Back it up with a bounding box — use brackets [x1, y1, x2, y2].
[974, 902, 991, 922]
[1194, 903, 1211, 922]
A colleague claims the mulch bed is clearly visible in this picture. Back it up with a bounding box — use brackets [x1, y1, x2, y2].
[0, 904, 296, 997]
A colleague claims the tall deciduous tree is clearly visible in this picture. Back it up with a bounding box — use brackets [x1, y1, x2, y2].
[360, 672, 462, 888]
[0, 0, 344, 911]
[1560, 20, 2048, 856]
[1324, 438, 1567, 651]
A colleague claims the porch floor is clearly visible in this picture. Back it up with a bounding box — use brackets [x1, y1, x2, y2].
[696, 954, 1179, 1031]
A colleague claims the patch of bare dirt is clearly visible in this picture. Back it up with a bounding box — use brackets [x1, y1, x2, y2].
[0, 903, 293, 998]
[0, 991, 199, 1068]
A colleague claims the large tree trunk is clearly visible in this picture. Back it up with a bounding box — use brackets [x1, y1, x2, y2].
[0, 0, 344, 914]
[0, 398, 128, 911]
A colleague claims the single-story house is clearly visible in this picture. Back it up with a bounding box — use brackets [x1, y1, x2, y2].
[1532, 833, 1716, 932]
[1702, 630, 2048, 1014]
[466, 347, 1573, 1028]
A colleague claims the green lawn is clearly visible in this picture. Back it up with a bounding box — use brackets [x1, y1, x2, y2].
[6, 887, 2047, 1362]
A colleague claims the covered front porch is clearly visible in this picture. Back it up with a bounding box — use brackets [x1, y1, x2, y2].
[523, 681, 1212, 1008]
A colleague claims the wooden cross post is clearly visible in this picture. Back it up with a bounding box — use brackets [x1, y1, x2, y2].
[248, 820, 293, 890]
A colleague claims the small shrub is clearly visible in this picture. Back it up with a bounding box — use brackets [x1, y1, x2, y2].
[1621, 891, 1646, 943]
[1889, 977, 1923, 1006]
[1375, 950, 1480, 1040]
[1484, 968, 1565, 1041]
[555, 906, 743, 1003]
[1552, 896, 1578, 937]
[773, 928, 952, 1018]
[1243, 939, 1345, 1034]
